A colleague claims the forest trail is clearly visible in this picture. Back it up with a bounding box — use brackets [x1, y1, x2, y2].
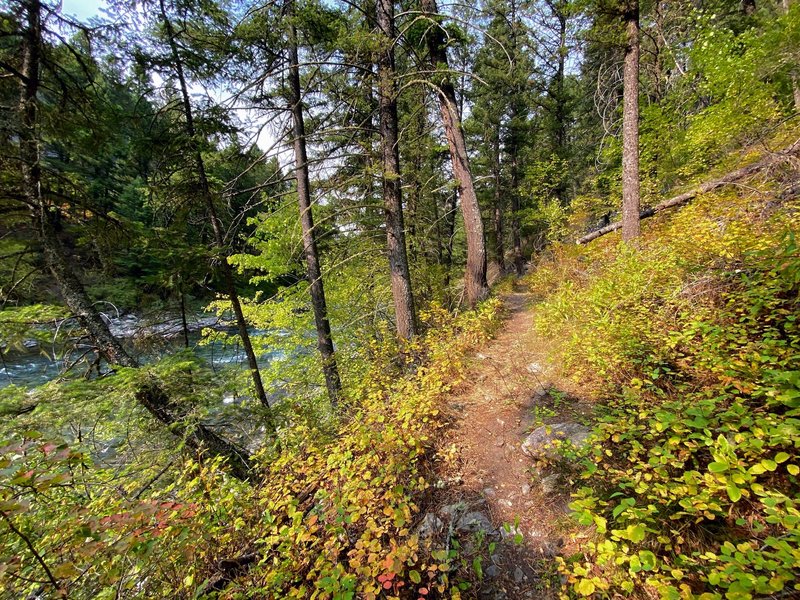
[432, 285, 591, 599]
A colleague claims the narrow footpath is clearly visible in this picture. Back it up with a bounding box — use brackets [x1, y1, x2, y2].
[427, 287, 593, 599]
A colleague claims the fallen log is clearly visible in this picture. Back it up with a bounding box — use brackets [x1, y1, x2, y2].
[577, 140, 800, 245]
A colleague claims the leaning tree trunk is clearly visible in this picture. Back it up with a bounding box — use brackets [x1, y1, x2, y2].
[377, 0, 417, 338]
[621, 0, 641, 242]
[421, 0, 489, 307]
[288, 22, 343, 406]
[158, 0, 276, 433]
[17, 0, 252, 481]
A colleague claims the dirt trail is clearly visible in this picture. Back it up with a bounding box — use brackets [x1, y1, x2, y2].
[433, 288, 590, 598]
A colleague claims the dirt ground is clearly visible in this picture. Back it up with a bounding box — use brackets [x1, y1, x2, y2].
[425, 286, 594, 599]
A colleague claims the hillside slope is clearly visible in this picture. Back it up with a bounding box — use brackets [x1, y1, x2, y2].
[522, 132, 800, 599]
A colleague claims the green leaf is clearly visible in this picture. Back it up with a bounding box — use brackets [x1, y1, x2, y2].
[629, 555, 642, 573]
[575, 579, 596, 596]
[409, 569, 422, 584]
[774, 452, 790, 463]
[787, 464, 799, 476]
[708, 461, 728, 473]
[629, 523, 646, 543]
[639, 550, 656, 570]
[727, 483, 742, 502]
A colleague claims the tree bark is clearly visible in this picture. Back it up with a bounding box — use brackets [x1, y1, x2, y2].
[555, 2, 567, 155]
[421, 0, 489, 306]
[621, 0, 641, 242]
[441, 190, 458, 288]
[576, 139, 800, 245]
[17, 0, 253, 481]
[508, 102, 524, 275]
[491, 137, 506, 273]
[158, 0, 276, 433]
[783, 0, 800, 112]
[406, 97, 426, 262]
[288, 22, 343, 406]
[377, 0, 417, 338]
[492, 196, 506, 273]
[179, 288, 190, 349]
[551, 0, 569, 204]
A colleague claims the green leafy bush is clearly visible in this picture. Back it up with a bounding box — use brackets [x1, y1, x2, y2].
[529, 175, 800, 598]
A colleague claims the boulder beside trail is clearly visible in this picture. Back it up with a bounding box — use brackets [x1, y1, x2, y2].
[521, 422, 591, 460]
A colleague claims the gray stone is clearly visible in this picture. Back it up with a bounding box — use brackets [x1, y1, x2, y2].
[500, 522, 523, 541]
[540, 474, 560, 494]
[521, 422, 591, 460]
[514, 567, 525, 583]
[440, 502, 465, 519]
[456, 511, 495, 535]
[485, 564, 499, 579]
[521, 483, 531, 495]
[478, 586, 507, 600]
[417, 512, 444, 539]
[532, 384, 551, 399]
[526, 362, 543, 374]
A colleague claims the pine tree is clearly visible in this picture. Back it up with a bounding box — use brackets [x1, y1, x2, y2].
[420, 0, 489, 306]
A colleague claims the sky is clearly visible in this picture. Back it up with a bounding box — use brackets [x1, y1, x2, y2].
[60, 0, 105, 21]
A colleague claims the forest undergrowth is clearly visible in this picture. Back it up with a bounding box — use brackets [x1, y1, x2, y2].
[527, 133, 800, 599]
[0, 298, 505, 599]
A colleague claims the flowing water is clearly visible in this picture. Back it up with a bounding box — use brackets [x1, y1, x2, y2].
[0, 312, 275, 390]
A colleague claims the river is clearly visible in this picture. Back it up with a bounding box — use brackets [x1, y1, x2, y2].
[0, 312, 275, 390]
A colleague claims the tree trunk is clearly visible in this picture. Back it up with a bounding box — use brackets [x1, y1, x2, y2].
[576, 139, 800, 244]
[180, 288, 190, 349]
[288, 22, 343, 406]
[441, 191, 458, 288]
[492, 199, 505, 274]
[621, 1, 641, 242]
[377, 0, 417, 338]
[421, 0, 489, 306]
[17, 0, 252, 481]
[783, 0, 800, 112]
[158, 0, 276, 433]
[491, 138, 506, 273]
[405, 89, 426, 262]
[555, 4, 567, 155]
[552, 0, 569, 204]
[508, 101, 525, 275]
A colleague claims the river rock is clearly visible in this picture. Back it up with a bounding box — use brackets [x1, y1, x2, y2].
[521, 422, 591, 460]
